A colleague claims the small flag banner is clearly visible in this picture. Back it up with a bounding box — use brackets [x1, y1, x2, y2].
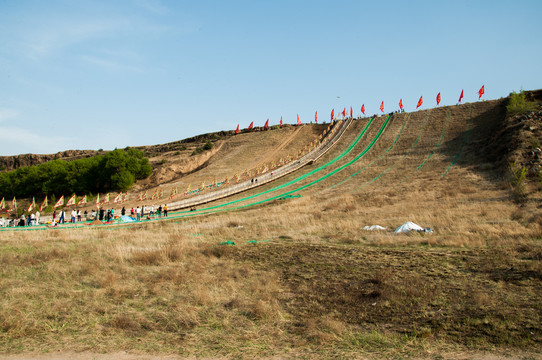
[54, 195, 64, 209]
[66, 194, 76, 207]
[40, 196, 48, 211]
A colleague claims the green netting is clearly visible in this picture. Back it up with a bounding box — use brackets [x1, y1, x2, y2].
[397, 109, 450, 186]
[187, 117, 376, 212]
[331, 113, 409, 189]
[353, 111, 431, 192]
[1, 116, 389, 231]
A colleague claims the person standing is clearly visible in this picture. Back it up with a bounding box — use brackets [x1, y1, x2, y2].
[164, 204, 168, 217]
[35, 210, 40, 225]
[77, 209, 82, 222]
[136, 206, 141, 221]
[71, 209, 76, 223]
[157, 205, 162, 217]
[121, 206, 126, 216]
[59, 210, 65, 224]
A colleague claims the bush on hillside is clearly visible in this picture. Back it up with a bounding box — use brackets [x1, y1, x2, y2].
[0, 148, 152, 198]
[507, 91, 538, 115]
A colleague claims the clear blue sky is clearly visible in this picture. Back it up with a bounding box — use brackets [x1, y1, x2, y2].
[1, 0, 541, 155]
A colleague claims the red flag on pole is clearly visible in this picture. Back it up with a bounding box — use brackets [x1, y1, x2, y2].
[264, 118, 269, 130]
[361, 104, 365, 115]
[458, 89, 464, 103]
[399, 99, 404, 111]
[380, 101, 384, 113]
[478, 85, 485, 100]
[235, 124, 239, 134]
[342, 108, 346, 118]
[350, 106, 353, 118]
[331, 109, 334, 121]
[248, 121, 253, 131]
[416, 96, 423, 109]
[280, 116, 283, 127]
[314, 111, 317, 123]
[297, 114, 301, 125]
[436, 92, 441, 106]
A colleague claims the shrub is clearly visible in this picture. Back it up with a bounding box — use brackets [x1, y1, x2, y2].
[507, 91, 538, 115]
[0, 148, 153, 197]
[203, 141, 213, 150]
[510, 161, 528, 202]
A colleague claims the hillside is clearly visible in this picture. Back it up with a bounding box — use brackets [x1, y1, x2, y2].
[1, 91, 542, 359]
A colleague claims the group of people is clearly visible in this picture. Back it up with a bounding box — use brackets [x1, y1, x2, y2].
[0, 203, 170, 227]
[51, 209, 87, 225]
[120, 204, 168, 221]
[0, 210, 41, 227]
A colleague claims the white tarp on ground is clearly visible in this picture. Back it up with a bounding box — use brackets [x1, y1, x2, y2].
[363, 225, 387, 231]
[120, 215, 136, 222]
[394, 221, 424, 233]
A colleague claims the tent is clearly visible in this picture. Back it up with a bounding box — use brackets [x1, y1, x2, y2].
[394, 221, 424, 234]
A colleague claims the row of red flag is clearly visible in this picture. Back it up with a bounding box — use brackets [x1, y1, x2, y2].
[235, 86, 485, 131]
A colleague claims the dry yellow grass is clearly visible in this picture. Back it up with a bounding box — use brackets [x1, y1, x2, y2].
[1, 99, 542, 359]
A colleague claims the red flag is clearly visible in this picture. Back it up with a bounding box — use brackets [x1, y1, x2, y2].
[458, 89, 464, 103]
[478, 85, 485, 99]
[297, 114, 301, 125]
[380, 101, 384, 113]
[361, 104, 365, 115]
[264, 118, 269, 130]
[350, 106, 353, 118]
[436, 92, 441, 105]
[248, 121, 253, 131]
[331, 109, 334, 121]
[416, 96, 423, 109]
[315, 111, 317, 123]
[342, 108, 346, 117]
[235, 124, 239, 134]
[399, 99, 403, 111]
[280, 116, 283, 127]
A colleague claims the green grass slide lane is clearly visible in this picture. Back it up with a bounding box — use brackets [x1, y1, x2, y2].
[102, 115, 390, 223]
[1, 117, 377, 231]
[353, 111, 431, 192]
[220, 114, 392, 211]
[396, 109, 451, 187]
[181, 116, 376, 213]
[441, 104, 473, 178]
[330, 113, 410, 190]
[171, 114, 391, 218]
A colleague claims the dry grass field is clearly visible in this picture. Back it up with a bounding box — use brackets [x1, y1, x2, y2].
[1, 93, 542, 359]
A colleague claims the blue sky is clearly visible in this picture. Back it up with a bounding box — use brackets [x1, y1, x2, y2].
[1, 0, 541, 155]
